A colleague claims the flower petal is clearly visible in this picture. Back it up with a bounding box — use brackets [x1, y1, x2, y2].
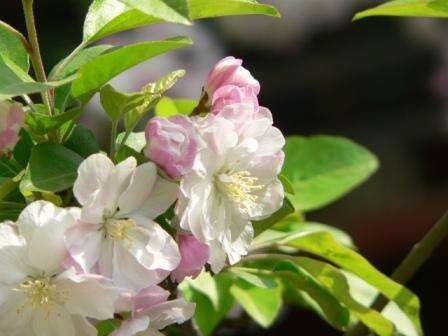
[57, 268, 121, 320]
[73, 154, 115, 206]
[32, 304, 75, 336]
[110, 316, 150, 336]
[145, 299, 196, 330]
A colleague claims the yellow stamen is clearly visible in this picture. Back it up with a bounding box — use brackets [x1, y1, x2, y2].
[217, 170, 264, 212]
[105, 219, 136, 243]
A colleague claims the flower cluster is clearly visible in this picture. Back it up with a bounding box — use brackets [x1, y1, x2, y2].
[0, 57, 285, 336]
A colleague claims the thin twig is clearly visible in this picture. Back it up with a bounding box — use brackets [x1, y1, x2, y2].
[345, 210, 448, 336]
[21, 0, 53, 115]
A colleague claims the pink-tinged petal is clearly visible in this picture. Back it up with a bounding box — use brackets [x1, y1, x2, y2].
[211, 85, 259, 114]
[171, 234, 209, 283]
[145, 299, 196, 330]
[144, 116, 197, 179]
[0, 101, 24, 154]
[64, 222, 103, 273]
[56, 268, 122, 321]
[204, 57, 260, 108]
[110, 316, 150, 336]
[133, 286, 170, 316]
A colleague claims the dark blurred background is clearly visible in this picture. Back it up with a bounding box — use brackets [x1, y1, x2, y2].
[1, 0, 448, 334]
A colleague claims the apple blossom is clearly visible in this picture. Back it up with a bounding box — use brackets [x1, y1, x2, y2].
[112, 285, 195, 336]
[144, 115, 198, 179]
[0, 100, 25, 154]
[205, 57, 260, 99]
[211, 85, 259, 114]
[176, 104, 285, 272]
[0, 201, 122, 336]
[67, 154, 181, 291]
[171, 234, 210, 283]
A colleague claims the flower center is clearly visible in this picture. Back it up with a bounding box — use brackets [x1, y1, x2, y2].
[105, 218, 136, 243]
[13, 275, 68, 310]
[216, 170, 264, 213]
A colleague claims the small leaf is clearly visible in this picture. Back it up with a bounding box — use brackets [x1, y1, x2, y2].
[155, 97, 197, 118]
[51, 45, 112, 111]
[29, 144, 83, 192]
[0, 55, 75, 100]
[100, 84, 142, 121]
[278, 174, 295, 195]
[96, 320, 118, 336]
[282, 135, 379, 212]
[64, 124, 101, 158]
[25, 107, 81, 136]
[180, 273, 234, 336]
[282, 232, 422, 335]
[124, 70, 186, 129]
[0, 201, 24, 221]
[116, 132, 146, 152]
[294, 259, 395, 336]
[354, 0, 448, 20]
[230, 268, 278, 289]
[252, 197, 294, 237]
[273, 261, 351, 331]
[230, 278, 283, 328]
[117, 0, 191, 25]
[0, 24, 29, 71]
[13, 129, 34, 168]
[71, 38, 192, 101]
[188, 0, 280, 19]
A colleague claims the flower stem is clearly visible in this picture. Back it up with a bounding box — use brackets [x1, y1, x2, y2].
[21, 0, 53, 115]
[345, 210, 448, 336]
[110, 120, 119, 159]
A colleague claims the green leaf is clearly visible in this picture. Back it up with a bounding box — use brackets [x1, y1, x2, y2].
[188, 0, 281, 19]
[155, 97, 197, 117]
[282, 135, 379, 212]
[29, 144, 83, 192]
[100, 84, 143, 121]
[51, 45, 112, 111]
[71, 38, 191, 101]
[0, 201, 24, 221]
[25, 107, 81, 136]
[274, 219, 355, 249]
[117, 0, 191, 25]
[82, 0, 279, 45]
[64, 124, 101, 158]
[124, 70, 186, 129]
[273, 261, 351, 331]
[282, 232, 422, 335]
[0, 24, 29, 71]
[116, 132, 146, 152]
[294, 259, 395, 336]
[230, 268, 278, 289]
[180, 273, 234, 336]
[354, 0, 448, 20]
[0, 178, 18, 201]
[344, 272, 420, 336]
[230, 278, 283, 328]
[13, 129, 34, 168]
[96, 320, 118, 336]
[279, 174, 295, 195]
[252, 198, 294, 237]
[0, 157, 21, 178]
[0, 55, 75, 100]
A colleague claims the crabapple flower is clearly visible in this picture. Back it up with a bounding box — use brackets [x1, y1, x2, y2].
[145, 116, 197, 179]
[205, 57, 260, 98]
[0, 100, 24, 154]
[176, 104, 285, 272]
[112, 286, 195, 336]
[211, 85, 259, 114]
[171, 234, 210, 283]
[0, 201, 122, 336]
[67, 154, 181, 291]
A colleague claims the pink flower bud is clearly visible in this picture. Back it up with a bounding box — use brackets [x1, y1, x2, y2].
[145, 116, 197, 179]
[211, 85, 259, 114]
[205, 57, 260, 101]
[171, 234, 210, 283]
[0, 101, 24, 154]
